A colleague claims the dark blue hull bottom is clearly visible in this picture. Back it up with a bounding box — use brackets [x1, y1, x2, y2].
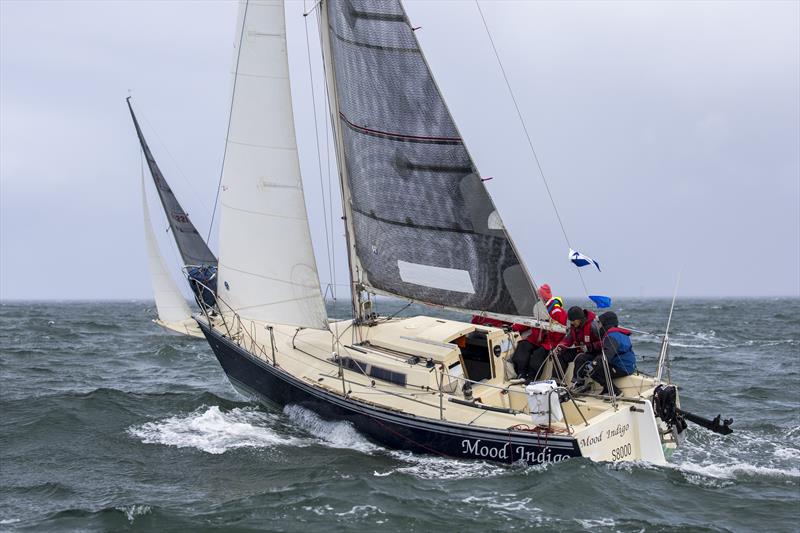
[198, 322, 582, 464]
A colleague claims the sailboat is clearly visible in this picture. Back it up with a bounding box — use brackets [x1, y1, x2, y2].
[177, 0, 703, 465]
[134, 0, 734, 464]
[128, 98, 216, 339]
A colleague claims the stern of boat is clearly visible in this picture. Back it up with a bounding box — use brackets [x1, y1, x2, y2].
[572, 398, 667, 464]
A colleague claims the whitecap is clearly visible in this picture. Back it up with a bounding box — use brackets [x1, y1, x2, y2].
[461, 494, 537, 512]
[128, 405, 297, 454]
[116, 505, 151, 523]
[335, 504, 385, 518]
[675, 460, 800, 481]
[575, 517, 616, 529]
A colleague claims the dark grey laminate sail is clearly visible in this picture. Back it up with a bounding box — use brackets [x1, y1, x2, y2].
[127, 97, 217, 268]
[323, 0, 540, 318]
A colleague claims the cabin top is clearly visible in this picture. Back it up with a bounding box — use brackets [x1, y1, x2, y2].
[361, 315, 506, 363]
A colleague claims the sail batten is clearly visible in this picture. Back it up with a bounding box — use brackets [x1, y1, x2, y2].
[216, 0, 328, 330]
[322, 0, 541, 319]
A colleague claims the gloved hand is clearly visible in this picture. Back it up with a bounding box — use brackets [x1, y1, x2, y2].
[552, 345, 563, 356]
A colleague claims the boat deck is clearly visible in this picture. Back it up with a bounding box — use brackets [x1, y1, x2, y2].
[203, 313, 662, 435]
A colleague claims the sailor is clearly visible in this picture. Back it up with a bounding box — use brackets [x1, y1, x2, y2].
[591, 311, 637, 396]
[512, 284, 568, 381]
[553, 306, 603, 389]
[540, 285, 568, 349]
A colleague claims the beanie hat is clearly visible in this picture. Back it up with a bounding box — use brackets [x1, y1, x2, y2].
[538, 284, 552, 301]
[546, 296, 563, 313]
[567, 306, 584, 321]
[598, 311, 619, 329]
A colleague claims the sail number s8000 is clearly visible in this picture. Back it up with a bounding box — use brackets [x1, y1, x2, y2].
[611, 443, 632, 461]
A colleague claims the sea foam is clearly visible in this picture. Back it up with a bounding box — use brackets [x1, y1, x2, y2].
[128, 405, 298, 454]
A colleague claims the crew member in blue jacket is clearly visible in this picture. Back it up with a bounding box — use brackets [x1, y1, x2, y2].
[591, 311, 637, 397]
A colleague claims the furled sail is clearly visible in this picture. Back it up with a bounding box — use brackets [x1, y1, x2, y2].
[141, 176, 193, 325]
[322, 0, 542, 319]
[216, 0, 328, 329]
[127, 98, 217, 269]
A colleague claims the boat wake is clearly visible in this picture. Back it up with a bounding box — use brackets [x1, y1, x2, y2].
[377, 451, 510, 480]
[282, 404, 379, 454]
[127, 405, 300, 454]
[669, 427, 800, 487]
[281, 405, 512, 479]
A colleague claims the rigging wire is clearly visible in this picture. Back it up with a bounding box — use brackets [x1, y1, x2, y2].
[314, 2, 351, 317]
[304, 1, 336, 302]
[206, 0, 250, 244]
[474, 1, 590, 299]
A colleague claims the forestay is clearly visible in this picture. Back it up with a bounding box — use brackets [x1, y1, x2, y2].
[216, 0, 328, 329]
[127, 98, 217, 269]
[322, 0, 542, 319]
[141, 177, 193, 325]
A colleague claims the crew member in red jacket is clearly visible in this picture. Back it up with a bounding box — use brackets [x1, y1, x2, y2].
[553, 306, 603, 388]
[508, 284, 567, 381]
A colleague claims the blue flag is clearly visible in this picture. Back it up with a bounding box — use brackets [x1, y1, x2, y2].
[589, 295, 612, 308]
[569, 248, 601, 271]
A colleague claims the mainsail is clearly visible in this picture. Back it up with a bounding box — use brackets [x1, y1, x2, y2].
[321, 0, 542, 320]
[126, 97, 217, 269]
[215, 0, 328, 329]
[141, 176, 193, 325]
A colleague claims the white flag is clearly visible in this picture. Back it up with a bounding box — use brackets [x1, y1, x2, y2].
[569, 248, 601, 271]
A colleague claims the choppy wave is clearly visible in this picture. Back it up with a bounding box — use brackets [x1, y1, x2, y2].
[2, 299, 798, 532]
[377, 452, 509, 480]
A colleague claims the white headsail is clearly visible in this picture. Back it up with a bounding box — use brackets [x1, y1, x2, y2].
[141, 177, 193, 325]
[216, 0, 329, 329]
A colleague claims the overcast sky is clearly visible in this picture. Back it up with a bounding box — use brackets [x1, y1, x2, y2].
[1, 0, 798, 301]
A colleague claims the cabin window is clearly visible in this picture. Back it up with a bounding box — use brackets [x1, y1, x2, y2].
[452, 330, 493, 382]
[369, 366, 407, 386]
[338, 357, 407, 386]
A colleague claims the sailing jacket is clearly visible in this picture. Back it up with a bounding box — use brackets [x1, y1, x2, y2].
[526, 299, 567, 350]
[557, 309, 602, 354]
[602, 327, 637, 374]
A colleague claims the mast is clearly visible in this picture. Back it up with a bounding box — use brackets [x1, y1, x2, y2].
[318, 0, 364, 323]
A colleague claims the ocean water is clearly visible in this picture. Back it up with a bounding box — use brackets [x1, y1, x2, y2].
[0, 298, 798, 532]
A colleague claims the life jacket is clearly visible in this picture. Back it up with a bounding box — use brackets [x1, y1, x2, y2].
[559, 309, 602, 353]
[604, 327, 636, 374]
[541, 302, 567, 350]
[515, 298, 567, 349]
